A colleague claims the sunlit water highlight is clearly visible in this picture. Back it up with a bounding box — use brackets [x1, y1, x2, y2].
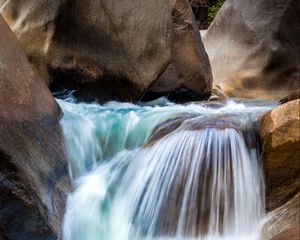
[57, 96, 275, 240]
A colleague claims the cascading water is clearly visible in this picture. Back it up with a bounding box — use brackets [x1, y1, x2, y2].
[57, 95, 275, 240]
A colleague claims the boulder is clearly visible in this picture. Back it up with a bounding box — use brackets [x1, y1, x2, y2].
[0, 15, 71, 239]
[263, 193, 299, 240]
[203, 0, 300, 99]
[145, 0, 212, 102]
[0, 0, 212, 102]
[260, 100, 300, 211]
[0, 0, 173, 101]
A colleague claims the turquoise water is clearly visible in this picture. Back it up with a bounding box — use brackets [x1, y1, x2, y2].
[57, 96, 275, 240]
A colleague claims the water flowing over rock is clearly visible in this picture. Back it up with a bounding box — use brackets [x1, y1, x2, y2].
[260, 100, 300, 211]
[0, 15, 71, 239]
[202, 0, 300, 99]
[145, 0, 213, 102]
[57, 97, 273, 240]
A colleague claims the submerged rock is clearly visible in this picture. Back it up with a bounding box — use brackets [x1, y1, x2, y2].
[203, 0, 300, 99]
[0, 15, 71, 239]
[145, 0, 212, 102]
[260, 100, 300, 211]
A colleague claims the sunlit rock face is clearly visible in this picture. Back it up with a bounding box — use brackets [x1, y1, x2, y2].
[203, 0, 300, 100]
[0, 15, 70, 239]
[260, 100, 300, 211]
[145, 0, 213, 102]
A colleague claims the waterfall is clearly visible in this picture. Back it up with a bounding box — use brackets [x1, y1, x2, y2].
[57, 96, 274, 240]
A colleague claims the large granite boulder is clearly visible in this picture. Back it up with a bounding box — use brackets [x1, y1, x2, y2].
[0, 0, 212, 102]
[260, 100, 300, 211]
[203, 0, 300, 99]
[0, 15, 71, 239]
[263, 193, 299, 240]
[0, 0, 173, 101]
[145, 0, 213, 102]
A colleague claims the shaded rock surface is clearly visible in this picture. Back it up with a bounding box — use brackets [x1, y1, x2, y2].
[0, 0, 173, 101]
[260, 100, 300, 211]
[203, 0, 300, 99]
[280, 88, 300, 104]
[145, 0, 212, 102]
[0, 0, 212, 102]
[0, 15, 71, 239]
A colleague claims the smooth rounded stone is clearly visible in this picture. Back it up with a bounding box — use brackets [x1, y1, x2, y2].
[260, 100, 300, 211]
[0, 15, 71, 239]
[262, 193, 299, 240]
[203, 0, 300, 100]
[0, 0, 173, 101]
[145, 0, 213, 102]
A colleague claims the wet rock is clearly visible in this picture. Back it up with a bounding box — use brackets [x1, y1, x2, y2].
[145, 0, 212, 102]
[271, 226, 300, 240]
[0, 0, 173, 101]
[260, 100, 300, 211]
[263, 193, 299, 240]
[203, 0, 300, 100]
[147, 115, 241, 145]
[0, 15, 71, 239]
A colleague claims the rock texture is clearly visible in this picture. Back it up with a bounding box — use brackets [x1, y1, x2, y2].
[0, 0, 173, 101]
[203, 0, 300, 99]
[271, 226, 300, 240]
[0, 0, 212, 102]
[0, 15, 70, 239]
[280, 88, 300, 104]
[145, 0, 212, 102]
[260, 100, 300, 211]
[263, 193, 299, 240]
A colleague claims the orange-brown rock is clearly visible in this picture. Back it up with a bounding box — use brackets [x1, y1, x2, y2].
[263, 193, 299, 240]
[203, 0, 300, 100]
[0, 15, 70, 239]
[260, 100, 300, 211]
[271, 226, 300, 240]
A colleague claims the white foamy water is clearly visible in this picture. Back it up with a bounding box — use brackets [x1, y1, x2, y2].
[57, 96, 275, 240]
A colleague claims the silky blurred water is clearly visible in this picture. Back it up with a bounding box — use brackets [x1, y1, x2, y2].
[57, 95, 275, 240]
